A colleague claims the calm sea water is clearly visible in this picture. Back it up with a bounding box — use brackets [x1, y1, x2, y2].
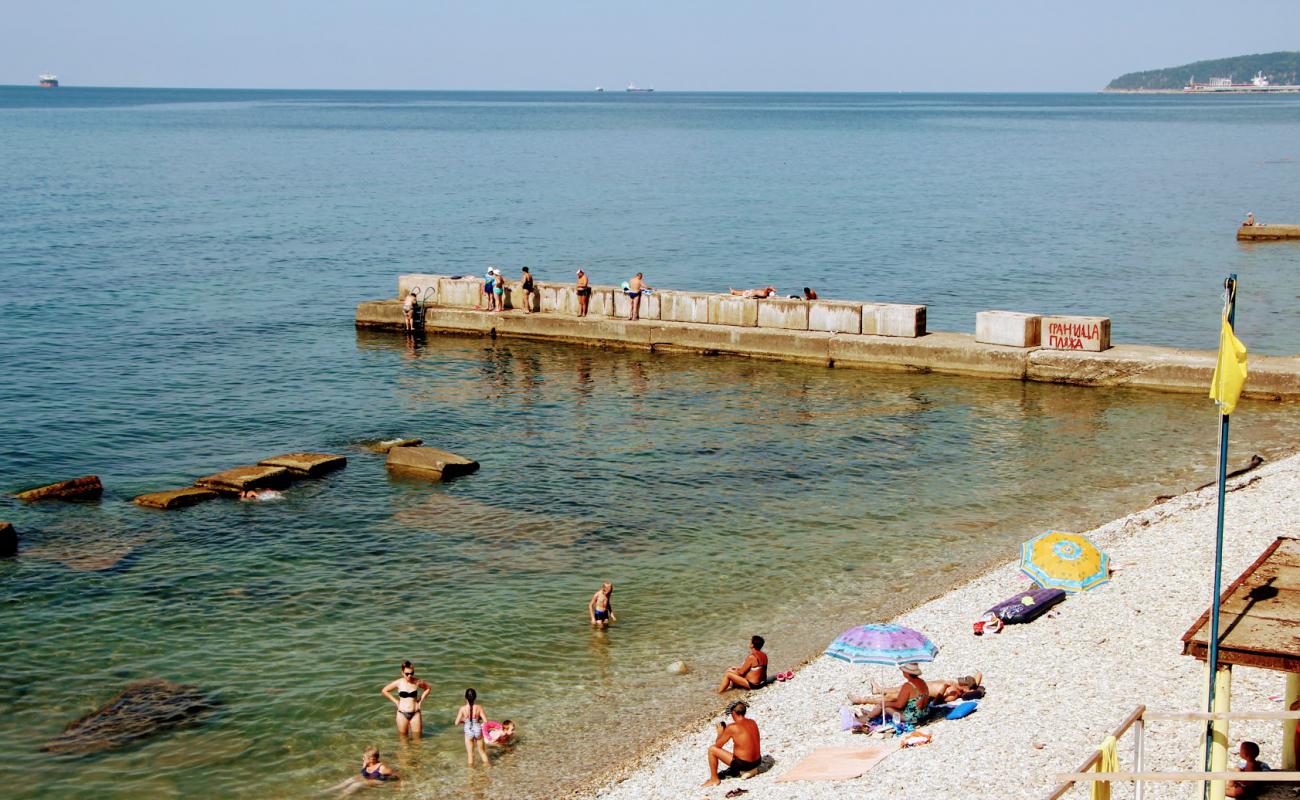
[2, 88, 1299, 799]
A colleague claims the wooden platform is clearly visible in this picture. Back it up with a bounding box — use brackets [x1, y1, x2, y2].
[1238, 224, 1300, 241]
[1182, 537, 1300, 672]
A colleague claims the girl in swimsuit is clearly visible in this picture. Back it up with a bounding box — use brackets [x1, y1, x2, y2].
[381, 660, 430, 738]
[326, 747, 397, 796]
[455, 687, 489, 766]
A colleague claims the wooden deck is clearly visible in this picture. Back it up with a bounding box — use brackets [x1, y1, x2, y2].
[1182, 537, 1300, 672]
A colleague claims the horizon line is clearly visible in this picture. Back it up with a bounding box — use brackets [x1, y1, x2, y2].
[2, 83, 1110, 94]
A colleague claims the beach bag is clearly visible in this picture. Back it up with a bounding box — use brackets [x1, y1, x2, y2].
[986, 587, 1065, 624]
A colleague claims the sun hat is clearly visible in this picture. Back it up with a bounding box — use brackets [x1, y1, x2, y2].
[900, 663, 923, 676]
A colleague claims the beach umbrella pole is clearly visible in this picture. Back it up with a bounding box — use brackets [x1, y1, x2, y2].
[1202, 274, 1237, 796]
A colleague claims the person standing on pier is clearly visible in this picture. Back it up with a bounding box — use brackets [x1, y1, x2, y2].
[576, 270, 591, 317]
[520, 267, 537, 313]
[627, 272, 653, 321]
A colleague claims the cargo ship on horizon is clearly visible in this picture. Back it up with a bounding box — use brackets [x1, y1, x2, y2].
[1184, 71, 1300, 93]
[39, 73, 58, 88]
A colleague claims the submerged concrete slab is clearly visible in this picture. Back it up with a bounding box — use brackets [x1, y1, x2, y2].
[707, 295, 759, 327]
[757, 298, 810, 331]
[808, 301, 862, 334]
[15, 475, 103, 502]
[257, 453, 347, 477]
[364, 438, 424, 453]
[648, 321, 833, 363]
[976, 310, 1042, 348]
[1042, 316, 1111, 352]
[660, 291, 711, 324]
[133, 487, 220, 510]
[195, 465, 291, 494]
[386, 446, 480, 479]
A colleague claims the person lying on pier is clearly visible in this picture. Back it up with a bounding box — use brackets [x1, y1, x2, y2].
[717, 635, 768, 693]
[850, 662, 931, 728]
[575, 270, 591, 317]
[729, 286, 777, 298]
[703, 701, 763, 786]
[1226, 740, 1266, 798]
[803, 287, 818, 300]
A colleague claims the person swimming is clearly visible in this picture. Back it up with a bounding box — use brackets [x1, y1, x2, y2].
[455, 687, 489, 766]
[381, 660, 430, 737]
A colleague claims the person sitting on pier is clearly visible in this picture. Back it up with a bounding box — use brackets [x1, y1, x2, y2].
[576, 270, 591, 317]
[1243, 212, 1256, 227]
[703, 701, 763, 786]
[729, 286, 777, 298]
[627, 272, 653, 320]
[402, 289, 419, 331]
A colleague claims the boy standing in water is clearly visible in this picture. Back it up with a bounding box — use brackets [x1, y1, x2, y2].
[589, 581, 616, 628]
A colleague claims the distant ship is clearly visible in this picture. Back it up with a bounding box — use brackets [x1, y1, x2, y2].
[1185, 71, 1300, 93]
[625, 83, 654, 93]
[39, 73, 59, 88]
[595, 86, 604, 92]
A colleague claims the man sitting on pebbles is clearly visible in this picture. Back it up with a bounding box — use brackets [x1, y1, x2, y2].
[703, 701, 763, 787]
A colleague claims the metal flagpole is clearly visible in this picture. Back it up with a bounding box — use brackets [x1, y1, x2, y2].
[1203, 273, 1237, 796]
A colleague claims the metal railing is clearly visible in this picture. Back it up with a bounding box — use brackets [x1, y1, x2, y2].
[1046, 706, 1300, 799]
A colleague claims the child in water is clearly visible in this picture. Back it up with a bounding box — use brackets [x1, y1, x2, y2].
[485, 719, 517, 747]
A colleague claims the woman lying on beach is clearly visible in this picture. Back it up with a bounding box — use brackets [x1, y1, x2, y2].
[717, 635, 768, 693]
[729, 286, 777, 298]
[381, 660, 431, 737]
[326, 747, 397, 796]
[851, 662, 931, 727]
[455, 688, 490, 766]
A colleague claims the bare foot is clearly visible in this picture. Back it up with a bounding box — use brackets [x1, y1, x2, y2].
[702, 777, 721, 787]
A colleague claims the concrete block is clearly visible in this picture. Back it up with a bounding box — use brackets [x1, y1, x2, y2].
[436, 277, 487, 309]
[829, 332, 1029, 379]
[397, 274, 444, 302]
[195, 465, 291, 494]
[659, 292, 712, 324]
[611, 289, 661, 320]
[1041, 316, 1111, 352]
[583, 286, 616, 317]
[497, 312, 653, 348]
[503, 285, 540, 312]
[364, 438, 423, 453]
[976, 310, 1042, 348]
[808, 301, 862, 334]
[133, 487, 220, 510]
[707, 296, 759, 327]
[647, 322, 833, 363]
[1, 521, 17, 557]
[386, 446, 480, 480]
[355, 300, 405, 329]
[257, 453, 347, 477]
[15, 475, 103, 502]
[757, 298, 810, 331]
[872, 304, 926, 338]
[539, 283, 579, 315]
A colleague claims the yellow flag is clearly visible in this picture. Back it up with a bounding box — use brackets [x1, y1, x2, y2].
[1209, 314, 1248, 414]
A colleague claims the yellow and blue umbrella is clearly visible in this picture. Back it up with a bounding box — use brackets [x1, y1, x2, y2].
[1021, 530, 1109, 592]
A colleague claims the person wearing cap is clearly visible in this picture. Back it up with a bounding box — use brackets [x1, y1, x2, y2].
[1243, 212, 1256, 227]
[575, 270, 591, 317]
[703, 700, 763, 787]
[402, 289, 419, 332]
[851, 662, 931, 728]
[480, 268, 496, 311]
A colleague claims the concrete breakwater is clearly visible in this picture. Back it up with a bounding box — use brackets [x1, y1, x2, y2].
[357, 274, 1300, 400]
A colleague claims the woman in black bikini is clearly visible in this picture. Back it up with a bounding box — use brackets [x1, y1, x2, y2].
[327, 747, 397, 796]
[381, 660, 431, 738]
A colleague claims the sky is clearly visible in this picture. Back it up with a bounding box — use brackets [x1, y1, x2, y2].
[4, 0, 1300, 92]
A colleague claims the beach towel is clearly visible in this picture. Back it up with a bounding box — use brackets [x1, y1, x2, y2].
[987, 587, 1065, 624]
[1092, 735, 1117, 800]
[775, 746, 892, 782]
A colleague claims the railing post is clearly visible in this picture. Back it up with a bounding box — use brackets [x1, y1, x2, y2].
[1134, 715, 1146, 800]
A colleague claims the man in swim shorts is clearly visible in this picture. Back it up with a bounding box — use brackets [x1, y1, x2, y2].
[703, 701, 762, 786]
[589, 581, 616, 628]
[627, 273, 652, 320]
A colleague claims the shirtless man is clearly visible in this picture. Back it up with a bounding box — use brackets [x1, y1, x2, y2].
[576, 270, 591, 317]
[718, 635, 768, 693]
[627, 273, 652, 320]
[729, 286, 777, 298]
[588, 581, 616, 628]
[1244, 212, 1256, 227]
[704, 701, 762, 786]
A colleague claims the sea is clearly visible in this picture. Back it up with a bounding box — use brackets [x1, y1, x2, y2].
[1, 87, 1299, 799]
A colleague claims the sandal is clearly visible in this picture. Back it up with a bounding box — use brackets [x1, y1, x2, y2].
[725, 789, 749, 798]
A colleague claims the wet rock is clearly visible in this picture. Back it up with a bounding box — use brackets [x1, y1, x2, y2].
[386, 446, 479, 480]
[257, 452, 347, 477]
[1, 521, 16, 557]
[194, 465, 291, 494]
[364, 438, 423, 454]
[667, 660, 690, 675]
[15, 475, 103, 502]
[133, 488, 220, 510]
[41, 679, 218, 755]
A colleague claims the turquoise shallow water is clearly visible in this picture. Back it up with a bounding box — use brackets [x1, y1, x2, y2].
[1, 88, 1299, 799]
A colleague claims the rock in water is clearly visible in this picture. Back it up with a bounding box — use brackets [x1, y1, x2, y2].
[386, 446, 479, 479]
[194, 465, 290, 494]
[0, 521, 16, 557]
[667, 660, 690, 675]
[133, 487, 220, 510]
[42, 680, 218, 755]
[257, 452, 347, 477]
[14, 475, 103, 502]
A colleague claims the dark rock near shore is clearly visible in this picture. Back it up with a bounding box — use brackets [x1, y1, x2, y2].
[15, 475, 103, 502]
[1, 521, 16, 557]
[386, 446, 479, 479]
[41, 679, 218, 755]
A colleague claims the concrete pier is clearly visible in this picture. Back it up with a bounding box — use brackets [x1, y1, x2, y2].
[358, 277, 1300, 400]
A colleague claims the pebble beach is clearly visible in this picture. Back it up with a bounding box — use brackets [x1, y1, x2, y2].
[585, 451, 1300, 800]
